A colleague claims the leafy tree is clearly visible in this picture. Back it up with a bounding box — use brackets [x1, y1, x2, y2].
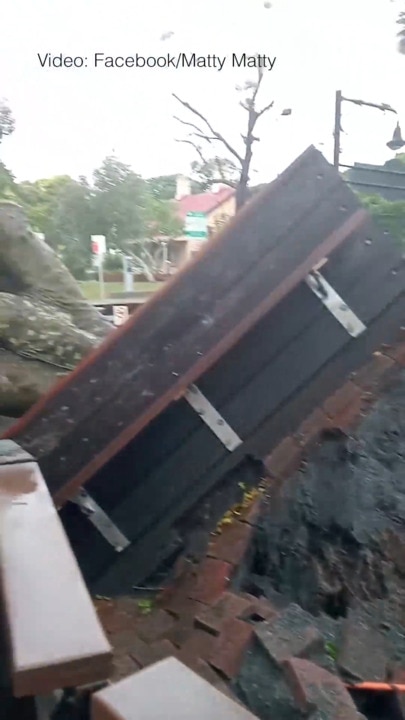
[0, 100, 17, 200]
[383, 153, 405, 171]
[359, 192, 405, 243]
[144, 196, 182, 238]
[0, 100, 15, 144]
[190, 157, 240, 192]
[0, 162, 17, 199]
[17, 176, 74, 237]
[127, 192, 183, 280]
[398, 10, 405, 53]
[16, 176, 95, 278]
[91, 155, 146, 248]
[146, 174, 178, 200]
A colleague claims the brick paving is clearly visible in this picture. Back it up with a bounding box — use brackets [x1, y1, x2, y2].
[93, 338, 405, 717]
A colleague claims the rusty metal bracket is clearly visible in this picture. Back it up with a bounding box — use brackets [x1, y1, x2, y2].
[184, 384, 242, 451]
[306, 270, 366, 338]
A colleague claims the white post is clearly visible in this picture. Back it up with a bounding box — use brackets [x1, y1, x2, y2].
[91, 235, 106, 300]
[162, 242, 168, 273]
[122, 254, 134, 293]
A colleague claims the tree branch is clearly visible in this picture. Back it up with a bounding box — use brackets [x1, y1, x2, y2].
[173, 115, 205, 135]
[175, 138, 206, 164]
[172, 94, 243, 165]
[257, 100, 274, 118]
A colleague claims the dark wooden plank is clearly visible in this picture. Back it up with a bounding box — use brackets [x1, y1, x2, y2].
[98, 221, 405, 532]
[65, 222, 405, 586]
[82, 287, 318, 510]
[4, 149, 364, 504]
[92, 292, 405, 594]
[83, 399, 204, 511]
[223, 247, 405, 435]
[86, 215, 389, 512]
[41, 185, 364, 503]
[105, 264, 402, 545]
[197, 217, 385, 405]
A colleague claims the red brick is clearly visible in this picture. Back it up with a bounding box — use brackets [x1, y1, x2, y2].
[158, 560, 198, 610]
[189, 558, 232, 604]
[209, 618, 254, 679]
[96, 600, 137, 636]
[149, 638, 179, 664]
[128, 636, 157, 668]
[238, 594, 277, 622]
[195, 593, 257, 635]
[295, 408, 330, 447]
[110, 652, 140, 682]
[166, 615, 194, 648]
[332, 392, 365, 432]
[352, 353, 395, 391]
[283, 658, 358, 718]
[163, 593, 204, 620]
[179, 656, 222, 686]
[136, 608, 175, 643]
[240, 497, 263, 525]
[323, 381, 362, 419]
[208, 522, 253, 566]
[106, 628, 139, 652]
[387, 339, 405, 365]
[263, 437, 302, 479]
[180, 629, 216, 661]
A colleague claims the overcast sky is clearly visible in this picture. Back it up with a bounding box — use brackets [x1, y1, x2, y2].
[1, 0, 404, 184]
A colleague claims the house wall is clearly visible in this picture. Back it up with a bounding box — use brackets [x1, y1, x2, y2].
[168, 193, 237, 271]
[207, 196, 236, 234]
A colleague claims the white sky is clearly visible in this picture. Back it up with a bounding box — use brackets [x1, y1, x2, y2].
[1, 0, 404, 184]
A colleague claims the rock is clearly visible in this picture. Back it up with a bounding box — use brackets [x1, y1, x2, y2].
[254, 603, 324, 667]
[0, 202, 112, 418]
[337, 608, 391, 681]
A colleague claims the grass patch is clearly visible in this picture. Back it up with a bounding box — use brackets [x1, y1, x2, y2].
[137, 599, 154, 615]
[79, 280, 160, 301]
[325, 641, 338, 661]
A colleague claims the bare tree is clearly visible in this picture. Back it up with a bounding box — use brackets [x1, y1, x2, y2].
[173, 64, 291, 210]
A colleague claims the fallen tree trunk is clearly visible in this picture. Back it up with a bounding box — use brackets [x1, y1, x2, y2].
[0, 201, 112, 418]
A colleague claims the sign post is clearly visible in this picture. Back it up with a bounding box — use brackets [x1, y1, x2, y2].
[91, 235, 106, 300]
[112, 305, 129, 326]
[184, 212, 208, 240]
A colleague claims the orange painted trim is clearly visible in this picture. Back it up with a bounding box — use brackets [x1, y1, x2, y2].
[346, 681, 405, 693]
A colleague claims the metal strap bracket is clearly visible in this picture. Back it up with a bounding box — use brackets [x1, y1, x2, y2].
[305, 270, 366, 338]
[70, 489, 130, 553]
[184, 384, 242, 451]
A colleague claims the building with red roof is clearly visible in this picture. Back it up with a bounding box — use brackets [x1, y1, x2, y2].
[170, 176, 236, 268]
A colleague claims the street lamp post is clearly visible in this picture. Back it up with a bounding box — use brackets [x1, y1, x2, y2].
[333, 90, 402, 169]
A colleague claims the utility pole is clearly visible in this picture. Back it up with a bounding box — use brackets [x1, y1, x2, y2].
[333, 90, 398, 170]
[333, 90, 342, 169]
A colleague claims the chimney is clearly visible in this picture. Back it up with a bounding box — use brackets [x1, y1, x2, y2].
[175, 174, 191, 200]
[211, 183, 228, 193]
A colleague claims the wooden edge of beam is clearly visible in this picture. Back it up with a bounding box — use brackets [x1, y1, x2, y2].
[0, 455, 112, 696]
